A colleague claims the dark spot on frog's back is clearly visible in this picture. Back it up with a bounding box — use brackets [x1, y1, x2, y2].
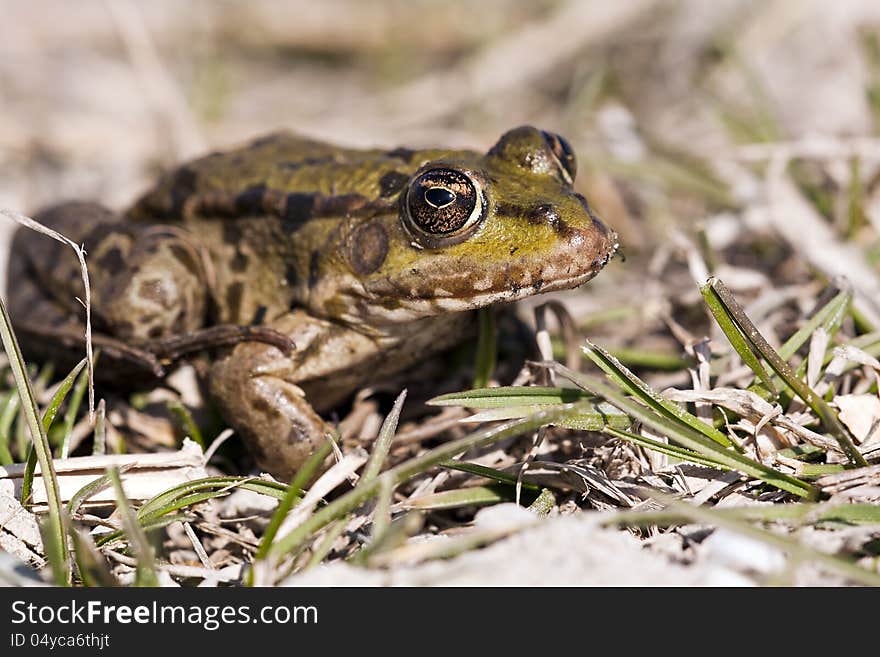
[308, 251, 320, 289]
[230, 251, 249, 273]
[379, 171, 410, 198]
[226, 282, 244, 319]
[284, 264, 298, 287]
[348, 221, 389, 276]
[283, 193, 317, 231]
[165, 165, 199, 216]
[223, 221, 243, 245]
[96, 247, 125, 275]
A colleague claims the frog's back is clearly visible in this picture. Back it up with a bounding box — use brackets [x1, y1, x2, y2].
[126, 131, 468, 224]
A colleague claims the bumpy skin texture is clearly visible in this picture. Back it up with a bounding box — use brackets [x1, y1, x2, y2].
[8, 127, 618, 479]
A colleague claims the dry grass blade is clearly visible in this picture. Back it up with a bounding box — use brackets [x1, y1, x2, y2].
[1, 209, 94, 418]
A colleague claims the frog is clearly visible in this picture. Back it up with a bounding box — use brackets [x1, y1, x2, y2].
[7, 126, 618, 479]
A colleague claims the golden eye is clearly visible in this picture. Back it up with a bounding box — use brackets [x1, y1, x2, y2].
[404, 168, 484, 246]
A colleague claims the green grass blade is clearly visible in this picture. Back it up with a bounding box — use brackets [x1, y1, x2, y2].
[60, 358, 91, 459]
[303, 519, 349, 570]
[704, 278, 866, 466]
[108, 467, 159, 586]
[472, 307, 497, 389]
[38, 514, 69, 586]
[67, 467, 130, 517]
[569, 343, 689, 371]
[69, 526, 118, 587]
[462, 402, 631, 428]
[43, 359, 87, 439]
[610, 501, 880, 527]
[546, 363, 819, 499]
[21, 359, 89, 507]
[140, 491, 234, 520]
[136, 477, 286, 520]
[780, 288, 852, 361]
[603, 426, 732, 469]
[750, 287, 852, 399]
[254, 436, 336, 562]
[607, 490, 880, 586]
[0, 391, 21, 465]
[0, 296, 70, 584]
[362, 390, 406, 484]
[96, 514, 193, 549]
[92, 400, 106, 455]
[268, 406, 577, 559]
[429, 386, 591, 408]
[701, 279, 777, 394]
[19, 448, 38, 508]
[368, 474, 394, 543]
[582, 340, 737, 449]
[167, 400, 205, 449]
[404, 485, 515, 510]
[441, 460, 541, 490]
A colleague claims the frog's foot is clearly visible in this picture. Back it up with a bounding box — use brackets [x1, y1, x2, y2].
[208, 341, 333, 481]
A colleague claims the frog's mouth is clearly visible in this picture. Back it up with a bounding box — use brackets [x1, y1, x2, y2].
[361, 230, 619, 322]
[446, 235, 619, 310]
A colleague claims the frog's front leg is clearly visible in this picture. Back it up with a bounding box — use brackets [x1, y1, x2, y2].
[208, 309, 383, 480]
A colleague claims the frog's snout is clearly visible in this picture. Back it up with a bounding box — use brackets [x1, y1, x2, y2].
[535, 192, 618, 277]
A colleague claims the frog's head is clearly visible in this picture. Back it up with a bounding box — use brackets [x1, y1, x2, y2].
[323, 126, 618, 324]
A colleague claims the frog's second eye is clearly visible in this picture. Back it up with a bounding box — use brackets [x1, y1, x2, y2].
[541, 131, 577, 184]
[404, 168, 484, 247]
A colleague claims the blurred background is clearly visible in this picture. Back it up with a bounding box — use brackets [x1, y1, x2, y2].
[3, 0, 880, 351]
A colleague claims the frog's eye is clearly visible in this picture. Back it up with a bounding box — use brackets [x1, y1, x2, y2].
[541, 131, 577, 184]
[404, 168, 484, 247]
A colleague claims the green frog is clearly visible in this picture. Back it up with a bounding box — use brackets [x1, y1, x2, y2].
[7, 126, 618, 479]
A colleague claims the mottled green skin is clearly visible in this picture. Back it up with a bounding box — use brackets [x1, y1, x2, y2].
[9, 126, 617, 479]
